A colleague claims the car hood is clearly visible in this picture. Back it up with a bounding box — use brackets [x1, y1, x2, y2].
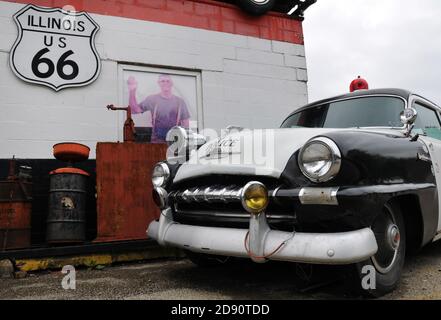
[173, 127, 404, 183]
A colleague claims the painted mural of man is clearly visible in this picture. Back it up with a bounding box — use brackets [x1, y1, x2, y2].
[127, 74, 190, 143]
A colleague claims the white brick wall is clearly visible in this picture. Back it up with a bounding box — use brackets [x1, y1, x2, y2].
[0, 1, 308, 159]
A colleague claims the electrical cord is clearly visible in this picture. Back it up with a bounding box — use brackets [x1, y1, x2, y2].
[244, 230, 295, 260]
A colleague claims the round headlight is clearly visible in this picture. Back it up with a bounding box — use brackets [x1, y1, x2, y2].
[241, 182, 269, 214]
[152, 162, 170, 187]
[298, 137, 341, 183]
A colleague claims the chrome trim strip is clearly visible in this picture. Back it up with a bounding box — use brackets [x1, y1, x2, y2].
[174, 209, 295, 220]
[299, 187, 339, 205]
[271, 186, 283, 206]
[172, 185, 243, 203]
[271, 186, 282, 198]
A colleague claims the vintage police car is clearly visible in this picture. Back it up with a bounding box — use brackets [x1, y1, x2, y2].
[148, 88, 441, 296]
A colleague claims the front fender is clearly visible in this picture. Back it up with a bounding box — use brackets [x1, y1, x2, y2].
[279, 130, 438, 245]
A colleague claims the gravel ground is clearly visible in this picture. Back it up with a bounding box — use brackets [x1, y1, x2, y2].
[2, 240, 441, 300]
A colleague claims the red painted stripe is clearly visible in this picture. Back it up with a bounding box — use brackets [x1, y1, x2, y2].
[5, 0, 304, 44]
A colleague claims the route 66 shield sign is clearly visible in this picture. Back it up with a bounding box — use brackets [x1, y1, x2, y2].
[10, 4, 101, 91]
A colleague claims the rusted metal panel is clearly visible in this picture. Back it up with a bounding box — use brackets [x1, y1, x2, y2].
[95, 142, 167, 242]
[0, 181, 32, 251]
[0, 203, 31, 250]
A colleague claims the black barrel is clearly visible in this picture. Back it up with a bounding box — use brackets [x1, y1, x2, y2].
[47, 169, 88, 243]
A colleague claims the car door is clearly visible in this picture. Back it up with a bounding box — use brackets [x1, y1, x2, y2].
[412, 96, 441, 233]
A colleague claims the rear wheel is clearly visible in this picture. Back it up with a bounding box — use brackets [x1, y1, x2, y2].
[237, 0, 277, 15]
[354, 202, 406, 297]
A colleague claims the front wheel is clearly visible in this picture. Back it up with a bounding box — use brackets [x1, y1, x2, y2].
[237, 0, 277, 15]
[354, 202, 406, 297]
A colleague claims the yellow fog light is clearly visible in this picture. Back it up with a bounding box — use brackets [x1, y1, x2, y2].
[241, 182, 269, 214]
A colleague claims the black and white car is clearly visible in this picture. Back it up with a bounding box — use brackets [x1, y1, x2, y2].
[148, 88, 441, 297]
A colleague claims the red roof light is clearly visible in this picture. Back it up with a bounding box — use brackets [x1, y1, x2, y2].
[350, 76, 369, 92]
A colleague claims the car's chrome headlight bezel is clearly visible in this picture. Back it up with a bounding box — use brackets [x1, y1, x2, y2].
[151, 162, 171, 188]
[298, 137, 341, 183]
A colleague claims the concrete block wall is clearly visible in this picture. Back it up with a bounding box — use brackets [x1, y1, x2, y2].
[0, 0, 308, 159]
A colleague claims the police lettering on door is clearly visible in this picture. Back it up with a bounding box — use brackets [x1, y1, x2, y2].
[10, 4, 101, 91]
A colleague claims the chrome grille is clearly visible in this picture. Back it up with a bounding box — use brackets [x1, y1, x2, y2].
[170, 185, 243, 204]
[170, 184, 296, 230]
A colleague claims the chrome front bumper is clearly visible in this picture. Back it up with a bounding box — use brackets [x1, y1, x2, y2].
[147, 208, 378, 265]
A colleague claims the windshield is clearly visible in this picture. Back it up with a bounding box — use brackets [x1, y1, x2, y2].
[281, 96, 405, 129]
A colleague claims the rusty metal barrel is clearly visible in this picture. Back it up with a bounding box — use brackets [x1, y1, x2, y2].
[47, 168, 89, 243]
[46, 143, 90, 244]
[0, 159, 32, 251]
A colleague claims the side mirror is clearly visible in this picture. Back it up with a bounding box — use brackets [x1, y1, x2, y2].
[400, 108, 418, 137]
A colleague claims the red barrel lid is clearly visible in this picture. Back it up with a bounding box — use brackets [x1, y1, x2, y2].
[53, 142, 90, 163]
[49, 167, 90, 176]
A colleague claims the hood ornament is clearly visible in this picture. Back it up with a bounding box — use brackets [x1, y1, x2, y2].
[400, 108, 418, 137]
[166, 126, 207, 163]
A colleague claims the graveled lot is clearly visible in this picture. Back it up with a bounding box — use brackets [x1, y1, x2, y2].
[2, 240, 441, 300]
